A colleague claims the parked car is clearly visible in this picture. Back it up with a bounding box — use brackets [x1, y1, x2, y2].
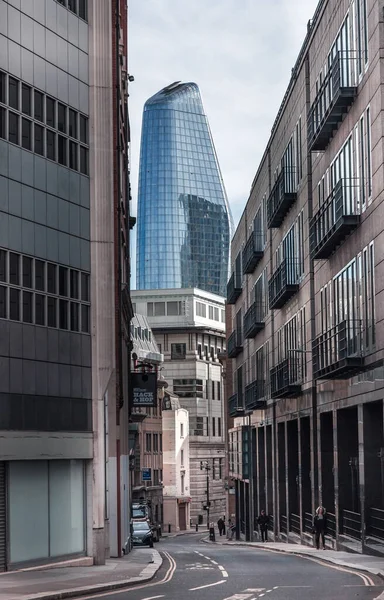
[131, 520, 154, 548]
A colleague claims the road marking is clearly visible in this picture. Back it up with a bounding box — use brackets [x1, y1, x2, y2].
[211, 559, 218, 565]
[189, 580, 227, 591]
[141, 596, 165, 600]
[222, 570, 228, 578]
[245, 590, 265, 593]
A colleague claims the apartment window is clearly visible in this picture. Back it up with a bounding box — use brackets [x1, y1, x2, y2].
[206, 417, 209, 437]
[196, 301, 206, 317]
[180, 449, 184, 466]
[59, 266, 68, 296]
[219, 457, 223, 479]
[78, 0, 87, 20]
[48, 297, 57, 327]
[22, 118, 32, 150]
[35, 294, 45, 325]
[221, 309, 225, 322]
[69, 109, 77, 139]
[10, 253, 20, 285]
[46, 130, 56, 160]
[46, 97, 55, 128]
[70, 302, 80, 331]
[34, 123, 44, 155]
[171, 343, 186, 360]
[159, 434, 162, 452]
[181, 474, 185, 494]
[356, 0, 369, 74]
[68, 0, 77, 13]
[8, 112, 19, 145]
[34, 91, 44, 122]
[58, 135, 67, 165]
[8, 77, 19, 110]
[0, 107, 5, 139]
[59, 299, 68, 329]
[173, 379, 203, 398]
[70, 270, 79, 299]
[0, 71, 5, 103]
[153, 433, 159, 453]
[58, 103, 66, 133]
[212, 417, 216, 437]
[47, 263, 57, 294]
[167, 300, 184, 316]
[218, 417, 222, 437]
[23, 291, 33, 323]
[153, 469, 159, 485]
[217, 381, 221, 401]
[22, 256, 32, 288]
[145, 433, 152, 452]
[81, 273, 90, 301]
[197, 343, 202, 359]
[10, 288, 20, 321]
[209, 305, 214, 320]
[180, 423, 184, 438]
[80, 146, 88, 175]
[0, 250, 6, 282]
[81, 305, 90, 333]
[22, 84, 31, 116]
[0, 286, 7, 318]
[69, 141, 78, 170]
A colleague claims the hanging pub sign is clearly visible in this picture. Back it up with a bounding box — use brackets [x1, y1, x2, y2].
[131, 372, 157, 407]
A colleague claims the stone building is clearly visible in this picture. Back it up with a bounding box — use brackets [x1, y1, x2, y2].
[227, 0, 384, 553]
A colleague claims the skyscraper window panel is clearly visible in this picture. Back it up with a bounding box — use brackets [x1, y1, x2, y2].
[137, 82, 233, 297]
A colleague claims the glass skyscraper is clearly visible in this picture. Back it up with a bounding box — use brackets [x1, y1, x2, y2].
[137, 82, 233, 297]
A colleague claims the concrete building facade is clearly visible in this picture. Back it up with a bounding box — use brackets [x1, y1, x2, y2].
[132, 288, 227, 526]
[227, 0, 384, 553]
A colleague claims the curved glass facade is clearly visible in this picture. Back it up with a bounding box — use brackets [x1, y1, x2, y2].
[137, 82, 233, 297]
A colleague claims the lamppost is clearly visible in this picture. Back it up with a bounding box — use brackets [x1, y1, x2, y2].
[200, 460, 211, 529]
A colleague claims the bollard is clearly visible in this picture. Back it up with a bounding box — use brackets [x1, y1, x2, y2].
[168, 523, 171, 533]
[209, 526, 215, 542]
[195, 523, 198, 532]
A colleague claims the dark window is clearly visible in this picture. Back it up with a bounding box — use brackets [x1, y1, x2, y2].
[58, 103, 66, 133]
[22, 118, 32, 150]
[35, 260, 45, 291]
[47, 263, 57, 294]
[8, 112, 19, 145]
[10, 288, 20, 321]
[171, 343, 186, 360]
[59, 266, 68, 296]
[80, 146, 88, 175]
[57, 0, 65, 4]
[35, 293, 45, 325]
[8, 77, 19, 110]
[69, 141, 78, 170]
[46, 129, 56, 160]
[22, 256, 33, 288]
[58, 135, 67, 165]
[153, 433, 159, 452]
[146, 433, 152, 452]
[46, 97, 55, 128]
[23, 291, 33, 323]
[34, 90, 44, 122]
[81, 273, 89, 301]
[22, 84, 31, 115]
[80, 115, 88, 143]
[69, 109, 77, 138]
[218, 417, 222, 437]
[70, 270, 79, 299]
[212, 417, 216, 437]
[0, 285, 6, 318]
[0, 107, 5, 139]
[9, 253, 20, 285]
[34, 123, 44, 155]
[0, 71, 5, 103]
[81, 304, 90, 333]
[68, 0, 77, 13]
[78, 0, 87, 20]
[59, 299, 68, 329]
[70, 302, 79, 331]
[0, 250, 6, 282]
[47, 296, 57, 327]
[159, 433, 162, 452]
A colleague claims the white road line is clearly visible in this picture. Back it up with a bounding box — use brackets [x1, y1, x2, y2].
[221, 571, 228, 578]
[141, 596, 165, 600]
[189, 580, 227, 591]
[245, 590, 265, 593]
[218, 566, 225, 571]
[211, 560, 218, 564]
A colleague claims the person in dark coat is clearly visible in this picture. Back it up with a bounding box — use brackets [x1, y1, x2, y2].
[313, 506, 327, 550]
[257, 509, 270, 542]
[217, 516, 224, 536]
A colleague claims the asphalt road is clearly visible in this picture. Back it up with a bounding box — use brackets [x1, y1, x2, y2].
[81, 534, 384, 600]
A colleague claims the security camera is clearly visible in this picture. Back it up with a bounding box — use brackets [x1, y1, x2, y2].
[128, 75, 135, 82]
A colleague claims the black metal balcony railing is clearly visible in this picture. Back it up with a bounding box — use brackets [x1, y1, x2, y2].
[313, 319, 364, 379]
[267, 167, 297, 228]
[341, 509, 361, 540]
[327, 512, 336, 538]
[227, 329, 243, 359]
[270, 356, 302, 399]
[304, 512, 313, 534]
[228, 393, 245, 418]
[310, 179, 361, 259]
[308, 51, 358, 152]
[366, 507, 384, 541]
[290, 513, 301, 535]
[242, 231, 264, 274]
[243, 301, 265, 339]
[245, 379, 266, 410]
[268, 258, 300, 310]
[227, 272, 242, 305]
[280, 514, 288, 534]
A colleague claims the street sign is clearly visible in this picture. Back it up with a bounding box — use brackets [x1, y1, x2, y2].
[131, 372, 157, 407]
[142, 468, 151, 481]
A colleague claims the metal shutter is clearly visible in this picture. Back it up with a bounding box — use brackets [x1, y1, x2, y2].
[0, 462, 6, 571]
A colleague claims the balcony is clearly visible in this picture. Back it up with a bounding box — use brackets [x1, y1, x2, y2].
[313, 319, 364, 379]
[227, 272, 242, 304]
[270, 356, 302, 399]
[310, 179, 361, 259]
[245, 380, 266, 410]
[308, 51, 358, 152]
[228, 393, 245, 418]
[227, 329, 243, 358]
[267, 167, 297, 228]
[243, 302, 264, 339]
[242, 231, 264, 274]
[269, 258, 299, 310]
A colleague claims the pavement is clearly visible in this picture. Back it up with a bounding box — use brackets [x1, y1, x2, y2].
[203, 536, 384, 579]
[0, 547, 162, 600]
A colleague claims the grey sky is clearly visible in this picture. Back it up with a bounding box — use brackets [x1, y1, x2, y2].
[128, 0, 319, 287]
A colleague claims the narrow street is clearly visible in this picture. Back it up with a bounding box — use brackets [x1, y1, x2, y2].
[80, 534, 384, 600]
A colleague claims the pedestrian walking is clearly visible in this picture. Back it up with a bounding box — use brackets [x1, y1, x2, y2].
[257, 509, 270, 542]
[217, 516, 224, 536]
[222, 516, 226, 536]
[227, 518, 235, 540]
[313, 506, 327, 550]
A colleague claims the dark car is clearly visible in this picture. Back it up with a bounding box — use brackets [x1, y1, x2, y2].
[131, 520, 154, 548]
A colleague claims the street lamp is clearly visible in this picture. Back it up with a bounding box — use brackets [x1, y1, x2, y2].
[200, 460, 211, 529]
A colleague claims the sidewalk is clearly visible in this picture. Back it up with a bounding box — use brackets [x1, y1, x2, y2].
[0, 548, 162, 600]
[204, 537, 384, 579]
